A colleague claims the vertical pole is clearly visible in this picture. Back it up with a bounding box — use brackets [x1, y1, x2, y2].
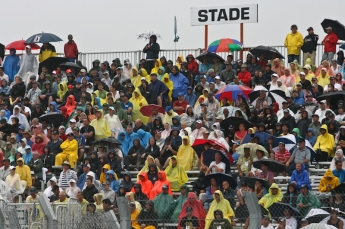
[240, 23, 244, 60]
[204, 25, 208, 52]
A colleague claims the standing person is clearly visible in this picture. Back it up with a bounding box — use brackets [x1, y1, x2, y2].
[39, 42, 56, 63]
[302, 27, 319, 66]
[64, 34, 79, 62]
[17, 46, 38, 85]
[322, 26, 339, 62]
[143, 35, 160, 74]
[2, 48, 20, 82]
[284, 24, 304, 63]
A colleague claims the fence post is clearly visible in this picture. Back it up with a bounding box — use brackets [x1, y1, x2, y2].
[38, 194, 58, 229]
[242, 191, 261, 229]
[115, 197, 130, 229]
[0, 207, 5, 229]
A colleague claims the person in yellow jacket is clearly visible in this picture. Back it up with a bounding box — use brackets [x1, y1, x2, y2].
[55, 132, 79, 169]
[38, 42, 57, 62]
[150, 59, 162, 75]
[162, 73, 173, 102]
[90, 107, 111, 140]
[284, 24, 304, 64]
[99, 164, 111, 184]
[318, 169, 340, 192]
[175, 55, 184, 69]
[317, 68, 330, 88]
[313, 124, 335, 159]
[258, 183, 283, 209]
[165, 156, 188, 192]
[138, 68, 150, 82]
[15, 157, 32, 188]
[129, 88, 148, 124]
[56, 81, 67, 100]
[205, 190, 235, 229]
[131, 67, 142, 88]
[176, 136, 196, 171]
[129, 202, 141, 229]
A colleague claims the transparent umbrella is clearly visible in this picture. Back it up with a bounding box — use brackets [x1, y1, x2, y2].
[137, 31, 162, 41]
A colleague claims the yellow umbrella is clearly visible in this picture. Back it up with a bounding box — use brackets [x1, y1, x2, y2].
[235, 143, 268, 157]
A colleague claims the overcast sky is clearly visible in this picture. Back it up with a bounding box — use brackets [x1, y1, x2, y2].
[1, 0, 344, 54]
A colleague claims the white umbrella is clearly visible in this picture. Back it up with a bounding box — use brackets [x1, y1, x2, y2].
[302, 223, 337, 229]
[249, 85, 287, 109]
[137, 31, 162, 41]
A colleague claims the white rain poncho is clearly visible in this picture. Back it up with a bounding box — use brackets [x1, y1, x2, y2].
[17, 46, 38, 85]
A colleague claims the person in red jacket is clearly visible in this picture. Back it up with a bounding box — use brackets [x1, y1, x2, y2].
[238, 64, 251, 87]
[64, 34, 79, 62]
[186, 54, 199, 82]
[322, 27, 338, 62]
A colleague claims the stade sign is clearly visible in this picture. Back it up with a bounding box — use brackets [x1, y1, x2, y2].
[190, 4, 258, 26]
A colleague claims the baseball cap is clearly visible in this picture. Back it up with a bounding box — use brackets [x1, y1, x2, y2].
[69, 118, 76, 123]
[215, 76, 220, 80]
[186, 206, 193, 212]
[319, 100, 326, 104]
[271, 73, 278, 78]
[207, 92, 214, 98]
[9, 165, 15, 170]
[307, 27, 313, 31]
[325, 26, 332, 30]
[67, 85, 74, 89]
[300, 184, 308, 189]
[296, 83, 302, 86]
[72, 126, 79, 132]
[50, 177, 57, 183]
[178, 92, 184, 97]
[196, 120, 202, 124]
[162, 184, 168, 189]
[29, 187, 37, 194]
[283, 109, 289, 113]
[83, 163, 91, 168]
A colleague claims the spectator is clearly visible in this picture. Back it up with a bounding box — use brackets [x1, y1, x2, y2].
[284, 24, 304, 63]
[165, 156, 188, 192]
[238, 64, 251, 87]
[58, 161, 78, 190]
[55, 132, 78, 168]
[173, 93, 188, 115]
[5, 166, 21, 196]
[220, 61, 236, 84]
[318, 169, 340, 192]
[290, 162, 311, 191]
[322, 26, 339, 62]
[286, 138, 311, 175]
[282, 183, 299, 207]
[105, 170, 119, 193]
[314, 124, 335, 161]
[149, 171, 172, 200]
[15, 157, 32, 190]
[206, 152, 226, 175]
[257, 162, 275, 185]
[169, 66, 190, 100]
[90, 107, 111, 141]
[261, 215, 274, 229]
[65, 179, 80, 198]
[44, 177, 62, 197]
[2, 49, 20, 82]
[297, 184, 321, 217]
[137, 200, 158, 229]
[332, 159, 345, 183]
[82, 178, 99, 203]
[27, 151, 43, 186]
[0, 158, 10, 181]
[39, 42, 56, 62]
[259, 183, 283, 209]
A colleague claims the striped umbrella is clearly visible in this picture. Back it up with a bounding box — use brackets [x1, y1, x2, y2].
[207, 38, 243, 53]
[215, 84, 252, 101]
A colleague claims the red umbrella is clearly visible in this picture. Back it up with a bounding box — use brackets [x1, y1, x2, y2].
[192, 139, 233, 163]
[6, 40, 40, 50]
[140, 104, 165, 116]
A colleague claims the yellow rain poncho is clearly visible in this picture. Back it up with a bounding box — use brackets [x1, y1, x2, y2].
[130, 208, 141, 229]
[177, 136, 196, 171]
[55, 138, 78, 169]
[131, 67, 141, 88]
[139, 68, 150, 83]
[313, 124, 335, 156]
[125, 192, 142, 212]
[162, 73, 173, 102]
[151, 59, 162, 75]
[175, 55, 184, 69]
[258, 183, 283, 209]
[165, 156, 188, 192]
[318, 169, 340, 192]
[57, 81, 67, 99]
[90, 110, 111, 140]
[100, 164, 111, 184]
[162, 106, 178, 126]
[129, 88, 148, 124]
[317, 70, 330, 88]
[138, 155, 160, 178]
[15, 157, 32, 187]
[205, 190, 235, 229]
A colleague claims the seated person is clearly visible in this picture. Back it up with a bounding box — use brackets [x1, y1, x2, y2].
[153, 185, 175, 222]
[332, 159, 345, 183]
[191, 171, 206, 196]
[249, 149, 268, 177]
[43, 177, 63, 197]
[55, 132, 78, 169]
[131, 172, 153, 198]
[15, 157, 32, 191]
[258, 183, 283, 209]
[236, 147, 252, 178]
[165, 156, 188, 192]
[297, 184, 321, 217]
[290, 162, 311, 191]
[27, 151, 43, 186]
[285, 138, 310, 176]
[125, 138, 145, 171]
[208, 209, 233, 229]
[282, 183, 299, 207]
[274, 142, 290, 176]
[205, 152, 226, 175]
[105, 170, 120, 193]
[55, 191, 69, 203]
[257, 161, 275, 185]
[5, 166, 21, 199]
[179, 206, 199, 229]
[149, 171, 172, 200]
[329, 192, 345, 212]
[137, 200, 158, 229]
[318, 169, 340, 193]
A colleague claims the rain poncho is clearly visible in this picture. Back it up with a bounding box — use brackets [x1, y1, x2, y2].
[162, 106, 178, 126]
[149, 171, 172, 200]
[205, 190, 235, 229]
[131, 172, 153, 197]
[106, 170, 120, 193]
[330, 149, 345, 171]
[313, 124, 335, 156]
[117, 131, 129, 154]
[139, 68, 150, 82]
[317, 70, 331, 87]
[15, 158, 32, 187]
[114, 101, 129, 129]
[55, 137, 78, 169]
[306, 128, 317, 147]
[3, 49, 20, 82]
[90, 110, 111, 140]
[258, 183, 283, 209]
[17, 46, 38, 85]
[64, 95, 77, 116]
[138, 156, 161, 179]
[131, 67, 141, 88]
[169, 70, 190, 99]
[318, 169, 340, 192]
[48, 101, 59, 113]
[137, 129, 152, 147]
[153, 190, 175, 222]
[178, 192, 205, 229]
[30, 125, 49, 144]
[175, 55, 184, 69]
[165, 156, 188, 191]
[297, 190, 321, 217]
[56, 81, 67, 99]
[290, 163, 311, 190]
[8, 105, 30, 130]
[151, 59, 162, 75]
[176, 136, 196, 171]
[129, 88, 148, 124]
[130, 208, 141, 229]
[284, 31, 304, 55]
[170, 185, 189, 223]
[121, 172, 134, 192]
[162, 73, 174, 101]
[125, 192, 142, 212]
[99, 164, 110, 184]
[104, 112, 123, 133]
[22, 146, 33, 164]
[157, 66, 166, 81]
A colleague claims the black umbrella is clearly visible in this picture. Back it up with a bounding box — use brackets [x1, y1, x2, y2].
[249, 85, 287, 109]
[39, 57, 69, 74]
[321, 19, 345, 41]
[202, 173, 237, 189]
[202, 149, 230, 173]
[60, 62, 82, 71]
[316, 90, 345, 102]
[93, 137, 122, 145]
[268, 202, 300, 220]
[332, 183, 345, 193]
[240, 176, 270, 190]
[196, 52, 225, 63]
[220, 117, 251, 130]
[249, 46, 285, 60]
[39, 112, 65, 127]
[25, 32, 63, 43]
[252, 159, 286, 173]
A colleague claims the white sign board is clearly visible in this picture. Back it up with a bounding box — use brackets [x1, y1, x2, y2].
[190, 4, 258, 26]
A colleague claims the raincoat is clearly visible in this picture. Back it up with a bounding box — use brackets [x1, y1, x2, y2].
[162, 73, 174, 101]
[296, 190, 321, 217]
[54, 137, 78, 169]
[139, 68, 150, 82]
[131, 67, 141, 88]
[153, 190, 175, 222]
[290, 163, 311, 190]
[131, 172, 153, 197]
[157, 66, 166, 81]
[15, 157, 32, 187]
[137, 129, 152, 147]
[8, 105, 30, 130]
[165, 156, 188, 191]
[57, 81, 67, 99]
[39, 43, 56, 62]
[130, 208, 141, 229]
[186, 54, 199, 76]
[100, 164, 110, 184]
[48, 101, 60, 113]
[330, 150, 345, 171]
[284, 31, 304, 55]
[90, 110, 111, 140]
[170, 185, 189, 223]
[30, 125, 49, 144]
[121, 172, 134, 192]
[129, 88, 148, 124]
[3, 49, 20, 82]
[178, 192, 205, 229]
[271, 58, 286, 76]
[151, 59, 162, 75]
[106, 170, 120, 193]
[169, 71, 190, 99]
[114, 101, 128, 128]
[126, 192, 142, 212]
[176, 55, 184, 69]
[138, 157, 160, 180]
[258, 183, 283, 209]
[64, 95, 77, 116]
[162, 106, 178, 126]
[306, 128, 317, 147]
[313, 124, 335, 156]
[176, 136, 196, 171]
[205, 190, 235, 229]
[317, 70, 330, 87]
[117, 131, 129, 154]
[17, 46, 38, 85]
[149, 171, 172, 200]
[318, 169, 340, 192]
[22, 146, 33, 164]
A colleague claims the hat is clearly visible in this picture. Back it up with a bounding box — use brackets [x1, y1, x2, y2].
[311, 114, 319, 118]
[321, 67, 327, 71]
[215, 76, 220, 80]
[325, 26, 332, 30]
[140, 77, 146, 81]
[301, 218, 308, 223]
[162, 184, 168, 189]
[319, 100, 326, 104]
[72, 126, 79, 132]
[262, 215, 270, 220]
[276, 122, 282, 126]
[29, 187, 37, 194]
[300, 184, 308, 189]
[271, 73, 278, 78]
[67, 85, 74, 89]
[178, 92, 184, 97]
[93, 105, 100, 111]
[216, 115, 223, 120]
[330, 76, 335, 80]
[296, 83, 302, 86]
[283, 109, 289, 113]
[207, 92, 214, 98]
[67, 132, 74, 136]
[237, 59, 243, 63]
[62, 161, 71, 166]
[207, 69, 214, 74]
[69, 118, 76, 123]
[83, 163, 91, 168]
[241, 64, 247, 68]
[102, 72, 109, 75]
[302, 65, 311, 70]
[277, 78, 282, 83]
[69, 179, 76, 183]
[278, 142, 285, 146]
[241, 182, 248, 187]
[186, 206, 193, 212]
[201, 75, 206, 79]
[50, 177, 57, 183]
[80, 69, 86, 73]
[22, 130, 32, 136]
[306, 93, 312, 97]
[35, 134, 43, 139]
[196, 120, 202, 124]
[9, 165, 15, 170]
[311, 84, 318, 88]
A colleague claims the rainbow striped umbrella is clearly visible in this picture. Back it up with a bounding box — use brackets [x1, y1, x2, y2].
[207, 38, 243, 53]
[215, 84, 252, 101]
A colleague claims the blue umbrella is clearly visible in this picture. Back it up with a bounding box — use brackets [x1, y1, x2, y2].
[202, 149, 231, 173]
[25, 32, 63, 43]
[242, 132, 275, 145]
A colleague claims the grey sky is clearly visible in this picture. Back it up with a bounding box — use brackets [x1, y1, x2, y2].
[1, 0, 344, 54]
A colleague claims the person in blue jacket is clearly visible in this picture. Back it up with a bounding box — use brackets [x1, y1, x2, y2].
[2, 48, 20, 82]
[292, 89, 304, 106]
[47, 101, 60, 113]
[184, 86, 197, 107]
[137, 129, 152, 147]
[169, 66, 190, 100]
[106, 170, 120, 193]
[290, 162, 311, 191]
[117, 131, 129, 156]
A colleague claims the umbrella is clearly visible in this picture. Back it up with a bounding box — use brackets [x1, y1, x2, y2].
[252, 159, 286, 173]
[202, 173, 237, 189]
[192, 139, 230, 157]
[220, 117, 251, 130]
[39, 112, 65, 127]
[39, 57, 69, 73]
[242, 132, 275, 145]
[196, 52, 225, 63]
[332, 183, 345, 193]
[321, 216, 345, 227]
[303, 224, 337, 229]
[25, 32, 63, 43]
[249, 45, 285, 60]
[59, 62, 82, 71]
[140, 104, 165, 117]
[202, 149, 231, 173]
[321, 19, 345, 41]
[340, 43, 345, 49]
[207, 38, 243, 53]
[93, 137, 122, 145]
[316, 90, 345, 102]
[268, 202, 300, 220]
[5, 40, 40, 51]
[249, 85, 287, 109]
[240, 176, 270, 190]
[236, 143, 269, 156]
[137, 31, 162, 41]
[305, 208, 332, 224]
[214, 85, 253, 101]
